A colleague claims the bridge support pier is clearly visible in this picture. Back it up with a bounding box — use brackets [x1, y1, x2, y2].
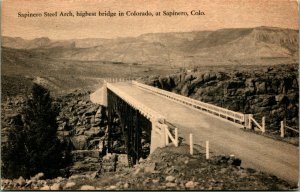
[150, 121, 167, 154]
[101, 81, 108, 106]
[244, 114, 253, 129]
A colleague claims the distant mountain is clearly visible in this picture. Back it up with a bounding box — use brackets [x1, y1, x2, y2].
[2, 26, 298, 66]
[2, 36, 75, 49]
[184, 27, 298, 58]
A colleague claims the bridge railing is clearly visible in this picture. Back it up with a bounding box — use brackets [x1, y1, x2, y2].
[280, 120, 299, 137]
[103, 77, 134, 83]
[107, 82, 165, 122]
[155, 122, 178, 147]
[132, 81, 245, 124]
[244, 114, 266, 133]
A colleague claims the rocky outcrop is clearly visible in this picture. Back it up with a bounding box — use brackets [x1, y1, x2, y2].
[143, 64, 299, 133]
[53, 90, 110, 177]
[1, 96, 27, 145]
[1, 88, 151, 181]
[55, 90, 108, 150]
[1, 90, 109, 179]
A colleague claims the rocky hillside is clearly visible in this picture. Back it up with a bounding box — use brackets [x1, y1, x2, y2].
[1, 145, 295, 190]
[142, 64, 299, 136]
[1, 89, 108, 177]
[3, 26, 298, 66]
[1, 88, 148, 179]
[54, 90, 107, 150]
[54, 90, 110, 176]
[1, 75, 34, 102]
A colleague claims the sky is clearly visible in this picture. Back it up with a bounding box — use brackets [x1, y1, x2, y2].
[2, 0, 299, 40]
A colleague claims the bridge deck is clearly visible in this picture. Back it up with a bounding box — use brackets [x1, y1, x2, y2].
[110, 82, 298, 185]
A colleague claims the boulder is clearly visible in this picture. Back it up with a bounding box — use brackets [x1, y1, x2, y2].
[90, 116, 95, 125]
[180, 84, 190, 96]
[95, 107, 102, 115]
[158, 76, 174, 91]
[71, 135, 88, 150]
[69, 117, 79, 126]
[292, 78, 298, 89]
[77, 109, 86, 115]
[16, 176, 26, 187]
[165, 175, 176, 182]
[133, 167, 143, 175]
[166, 182, 177, 187]
[84, 106, 98, 116]
[31, 172, 44, 180]
[40, 185, 50, 190]
[170, 74, 181, 85]
[185, 181, 197, 188]
[255, 82, 266, 94]
[144, 163, 157, 173]
[216, 72, 229, 80]
[50, 183, 61, 190]
[57, 130, 72, 137]
[108, 185, 117, 190]
[80, 185, 95, 190]
[244, 87, 255, 96]
[24, 180, 33, 187]
[190, 76, 203, 87]
[84, 127, 103, 138]
[184, 74, 194, 82]
[203, 73, 211, 82]
[75, 126, 86, 135]
[123, 183, 130, 189]
[275, 94, 289, 104]
[64, 182, 76, 189]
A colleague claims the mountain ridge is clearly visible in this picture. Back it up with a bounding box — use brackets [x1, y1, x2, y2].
[2, 26, 298, 66]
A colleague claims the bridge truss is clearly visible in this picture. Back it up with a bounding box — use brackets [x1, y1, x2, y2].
[107, 89, 151, 166]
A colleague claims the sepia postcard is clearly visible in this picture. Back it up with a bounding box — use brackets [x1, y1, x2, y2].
[1, 0, 299, 190]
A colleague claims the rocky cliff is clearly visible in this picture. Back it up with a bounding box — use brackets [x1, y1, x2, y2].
[143, 64, 299, 133]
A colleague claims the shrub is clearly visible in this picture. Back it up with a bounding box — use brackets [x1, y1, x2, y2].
[2, 84, 65, 179]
